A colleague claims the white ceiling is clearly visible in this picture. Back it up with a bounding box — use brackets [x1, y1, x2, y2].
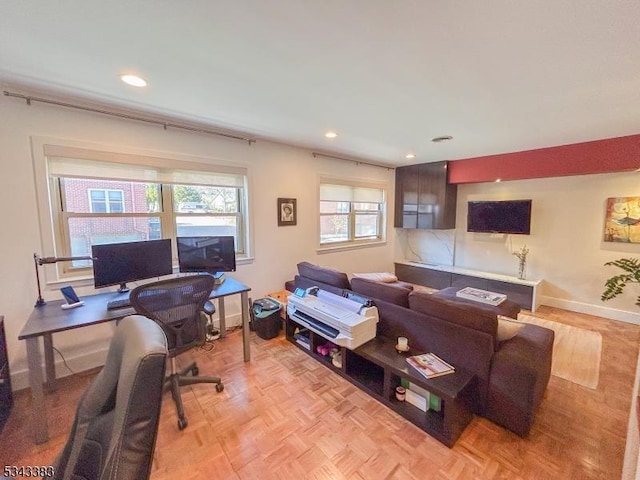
[1, 1, 639, 166]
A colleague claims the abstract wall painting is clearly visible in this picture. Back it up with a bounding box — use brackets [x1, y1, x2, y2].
[604, 197, 640, 243]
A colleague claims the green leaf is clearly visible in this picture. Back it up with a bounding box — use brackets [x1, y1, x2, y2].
[602, 258, 640, 306]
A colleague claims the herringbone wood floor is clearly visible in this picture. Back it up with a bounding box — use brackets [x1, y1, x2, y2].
[1, 306, 638, 479]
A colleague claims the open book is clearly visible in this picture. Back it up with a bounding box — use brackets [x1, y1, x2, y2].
[406, 352, 455, 380]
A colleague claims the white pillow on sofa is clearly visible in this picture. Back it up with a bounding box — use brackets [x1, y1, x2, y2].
[352, 272, 398, 283]
[497, 316, 525, 342]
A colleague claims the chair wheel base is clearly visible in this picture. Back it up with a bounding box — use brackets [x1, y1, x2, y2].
[216, 383, 224, 393]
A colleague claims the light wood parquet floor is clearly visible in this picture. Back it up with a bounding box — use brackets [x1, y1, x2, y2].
[1, 306, 639, 479]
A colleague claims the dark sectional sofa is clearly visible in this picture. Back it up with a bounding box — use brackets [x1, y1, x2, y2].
[288, 261, 555, 437]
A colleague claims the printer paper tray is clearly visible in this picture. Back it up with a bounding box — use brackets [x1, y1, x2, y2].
[290, 311, 375, 350]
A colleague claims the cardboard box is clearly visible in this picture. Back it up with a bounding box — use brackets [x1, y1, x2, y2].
[405, 388, 428, 412]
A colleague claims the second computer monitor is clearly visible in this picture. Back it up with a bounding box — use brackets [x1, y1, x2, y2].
[176, 236, 236, 274]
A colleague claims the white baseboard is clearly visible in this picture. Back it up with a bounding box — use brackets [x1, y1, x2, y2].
[10, 312, 244, 392]
[540, 295, 640, 325]
[11, 347, 109, 392]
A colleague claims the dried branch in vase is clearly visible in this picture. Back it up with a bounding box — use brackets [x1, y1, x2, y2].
[513, 245, 529, 280]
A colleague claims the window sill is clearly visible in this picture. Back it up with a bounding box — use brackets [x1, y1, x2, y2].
[44, 257, 256, 290]
[316, 240, 387, 255]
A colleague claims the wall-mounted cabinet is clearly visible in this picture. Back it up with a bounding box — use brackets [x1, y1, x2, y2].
[394, 161, 457, 229]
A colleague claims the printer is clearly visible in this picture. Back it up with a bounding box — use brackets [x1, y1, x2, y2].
[287, 288, 378, 349]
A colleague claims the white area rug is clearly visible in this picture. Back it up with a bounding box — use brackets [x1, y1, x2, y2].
[517, 314, 603, 390]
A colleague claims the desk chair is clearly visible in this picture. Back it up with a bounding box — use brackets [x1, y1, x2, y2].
[45, 315, 168, 480]
[130, 275, 224, 430]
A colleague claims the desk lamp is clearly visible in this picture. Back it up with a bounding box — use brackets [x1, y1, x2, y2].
[33, 253, 94, 307]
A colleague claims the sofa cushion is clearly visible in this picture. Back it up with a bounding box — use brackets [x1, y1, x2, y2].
[497, 317, 526, 342]
[351, 277, 413, 308]
[297, 262, 350, 290]
[408, 290, 498, 339]
[352, 272, 398, 283]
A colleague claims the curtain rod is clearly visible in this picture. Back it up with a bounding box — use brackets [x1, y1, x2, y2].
[312, 152, 395, 171]
[3, 90, 257, 145]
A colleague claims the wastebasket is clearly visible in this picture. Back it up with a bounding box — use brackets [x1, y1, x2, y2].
[251, 297, 282, 340]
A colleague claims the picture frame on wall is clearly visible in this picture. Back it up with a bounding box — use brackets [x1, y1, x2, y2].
[278, 198, 297, 226]
[604, 197, 640, 243]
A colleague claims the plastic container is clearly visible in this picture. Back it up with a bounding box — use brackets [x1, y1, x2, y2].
[251, 297, 282, 340]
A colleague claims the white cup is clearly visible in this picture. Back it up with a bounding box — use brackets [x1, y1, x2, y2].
[397, 336, 408, 350]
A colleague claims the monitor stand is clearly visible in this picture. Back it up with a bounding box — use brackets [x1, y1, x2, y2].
[212, 272, 225, 285]
[117, 283, 130, 294]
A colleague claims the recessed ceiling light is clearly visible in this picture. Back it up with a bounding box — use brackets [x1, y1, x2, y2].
[431, 135, 453, 143]
[325, 131, 338, 139]
[121, 74, 147, 87]
[405, 153, 416, 159]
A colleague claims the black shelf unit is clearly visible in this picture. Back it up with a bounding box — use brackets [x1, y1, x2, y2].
[285, 316, 475, 447]
[0, 316, 13, 433]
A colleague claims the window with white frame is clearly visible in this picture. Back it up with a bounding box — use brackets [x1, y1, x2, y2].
[41, 144, 249, 277]
[319, 181, 385, 246]
[88, 189, 124, 213]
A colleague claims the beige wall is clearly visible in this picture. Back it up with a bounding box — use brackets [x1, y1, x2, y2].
[393, 171, 640, 324]
[0, 94, 395, 389]
[3, 91, 640, 392]
[455, 175, 640, 323]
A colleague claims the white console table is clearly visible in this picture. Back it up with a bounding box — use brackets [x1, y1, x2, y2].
[395, 261, 542, 312]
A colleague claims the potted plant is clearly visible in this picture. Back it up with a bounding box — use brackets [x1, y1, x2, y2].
[601, 258, 640, 307]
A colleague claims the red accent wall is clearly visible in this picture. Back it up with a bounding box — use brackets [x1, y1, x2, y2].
[447, 134, 640, 184]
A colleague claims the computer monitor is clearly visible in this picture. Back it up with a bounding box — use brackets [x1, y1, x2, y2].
[177, 236, 236, 274]
[92, 238, 173, 293]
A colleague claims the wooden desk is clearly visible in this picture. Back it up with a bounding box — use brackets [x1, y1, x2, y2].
[19, 277, 251, 444]
[267, 289, 291, 320]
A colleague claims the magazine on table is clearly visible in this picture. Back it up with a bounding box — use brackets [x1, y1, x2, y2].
[406, 352, 455, 379]
[456, 287, 506, 305]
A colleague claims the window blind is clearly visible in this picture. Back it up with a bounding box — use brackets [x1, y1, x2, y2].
[44, 144, 246, 188]
[320, 183, 384, 203]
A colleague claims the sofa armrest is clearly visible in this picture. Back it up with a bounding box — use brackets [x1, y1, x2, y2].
[485, 324, 554, 436]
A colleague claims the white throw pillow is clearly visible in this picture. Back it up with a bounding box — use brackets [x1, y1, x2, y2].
[352, 272, 398, 283]
[497, 317, 525, 342]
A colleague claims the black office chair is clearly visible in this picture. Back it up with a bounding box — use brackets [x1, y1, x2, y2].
[130, 275, 224, 430]
[45, 315, 168, 480]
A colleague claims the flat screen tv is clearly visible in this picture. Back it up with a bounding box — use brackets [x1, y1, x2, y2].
[177, 236, 236, 274]
[92, 238, 173, 292]
[467, 200, 532, 235]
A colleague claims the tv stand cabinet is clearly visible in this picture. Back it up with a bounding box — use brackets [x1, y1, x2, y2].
[395, 261, 542, 311]
[285, 316, 475, 447]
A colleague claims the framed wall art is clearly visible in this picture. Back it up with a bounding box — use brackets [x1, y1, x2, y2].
[277, 198, 297, 226]
[604, 196, 640, 243]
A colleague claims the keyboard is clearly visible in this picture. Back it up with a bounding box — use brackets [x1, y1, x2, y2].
[106, 298, 132, 310]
